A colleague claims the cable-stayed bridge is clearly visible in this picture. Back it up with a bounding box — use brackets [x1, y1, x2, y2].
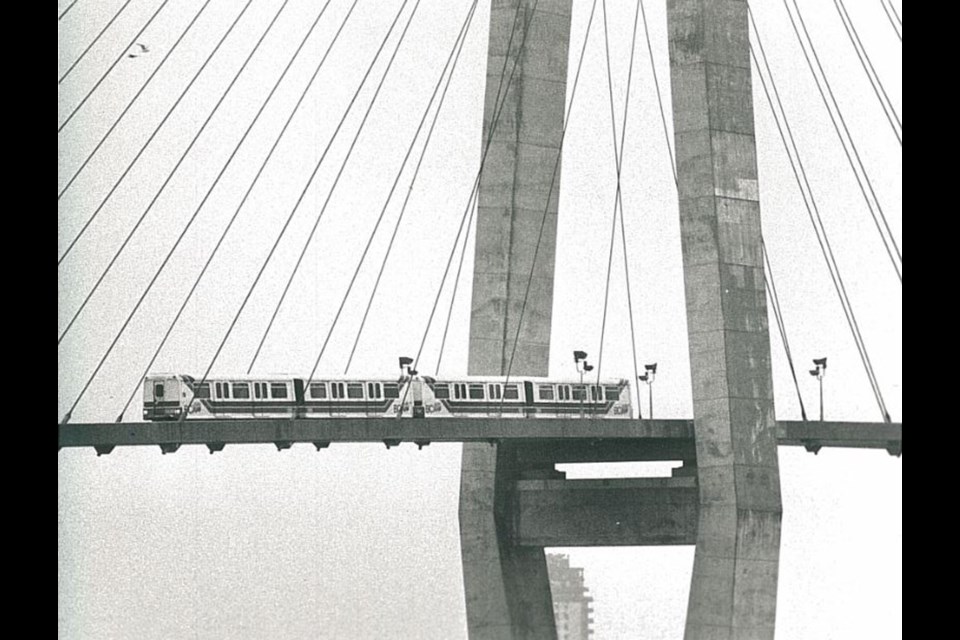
[59, 1, 901, 638]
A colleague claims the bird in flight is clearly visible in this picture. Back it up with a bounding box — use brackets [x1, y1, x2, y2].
[127, 43, 150, 58]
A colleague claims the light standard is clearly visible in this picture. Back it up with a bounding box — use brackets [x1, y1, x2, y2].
[573, 351, 593, 418]
[638, 362, 657, 419]
[809, 357, 827, 421]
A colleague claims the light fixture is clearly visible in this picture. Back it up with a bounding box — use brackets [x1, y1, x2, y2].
[640, 363, 658, 418]
[810, 357, 827, 421]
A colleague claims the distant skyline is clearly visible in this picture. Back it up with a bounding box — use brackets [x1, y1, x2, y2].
[59, 0, 901, 637]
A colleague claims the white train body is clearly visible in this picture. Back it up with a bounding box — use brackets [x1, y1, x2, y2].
[143, 375, 632, 420]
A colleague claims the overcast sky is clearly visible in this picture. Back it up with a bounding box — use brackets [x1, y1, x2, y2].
[59, 0, 902, 637]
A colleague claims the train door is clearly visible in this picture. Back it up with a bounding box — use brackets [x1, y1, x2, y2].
[293, 379, 306, 418]
[523, 381, 534, 417]
[412, 379, 425, 418]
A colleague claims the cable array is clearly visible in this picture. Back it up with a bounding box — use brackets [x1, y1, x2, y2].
[431, 0, 538, 377]
[254, 0, 480, 377]
[59, 0, 214, 200]
[59, 0, 135, 85]
[59, 0, 82, 21]
[245, 0, 430, 376]
[498, 0, 599, 402]
[832, 0, 901, 145]
[762, 240, 808, 421]
[188, 0, 423, 410]
[751, 16, 891, 422]
[594, 0, 643, 416]
[59, 0, 172, 133]
[778, 0, 901, 282]
[639, 0, 675, 186]
[113, 0, 361, 422]
[396, 0, 536, 385]
[63, 0, 346, 422]
[637, 5, 811, 419]
[58, 0, 258, 265]
[57, 1, 901, 425]
[392, 0, 555, 413]
[58, 0, 281, 345]
[880, 0, 902, 42]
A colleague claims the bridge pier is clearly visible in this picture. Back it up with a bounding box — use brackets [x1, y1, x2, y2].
[460, 443, 557, 640]
[460, 0, 572, 638]
[667, 1, 783, 637]
[458, 0, 781, 637]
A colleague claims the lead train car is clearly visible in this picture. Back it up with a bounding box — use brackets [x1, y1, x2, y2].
[143, 375, 632, 420]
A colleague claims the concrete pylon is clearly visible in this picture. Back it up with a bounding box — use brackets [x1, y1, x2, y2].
[666, 1, 783, 638]
[460, 1, 572, 638]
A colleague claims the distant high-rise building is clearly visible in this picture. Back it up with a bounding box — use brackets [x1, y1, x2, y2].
[546, 553, 594, 640]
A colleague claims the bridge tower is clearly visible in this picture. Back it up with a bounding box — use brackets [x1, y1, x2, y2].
[459, 1, 782, 638]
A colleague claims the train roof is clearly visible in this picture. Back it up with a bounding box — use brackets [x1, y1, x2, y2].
[146, 373, 630, 384]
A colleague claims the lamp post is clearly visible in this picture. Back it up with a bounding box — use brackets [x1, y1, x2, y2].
[809, 357, 827, 421]
[573, 351, 592, 418]
[638, 362, 657, 419]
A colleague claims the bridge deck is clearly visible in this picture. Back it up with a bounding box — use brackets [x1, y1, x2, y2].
[58, 418, 901, 456]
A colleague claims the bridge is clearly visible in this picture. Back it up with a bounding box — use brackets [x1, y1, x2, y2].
[59, 0, 901, 638]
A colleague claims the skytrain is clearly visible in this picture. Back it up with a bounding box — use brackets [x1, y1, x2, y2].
[143, 373, 632, 420]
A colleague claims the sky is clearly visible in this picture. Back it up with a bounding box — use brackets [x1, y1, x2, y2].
[58, 0, 902, 638]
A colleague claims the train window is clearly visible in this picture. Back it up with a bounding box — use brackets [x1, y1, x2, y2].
[347, 383, 364, 399]
[572, 385, 585, 400]
[331, 383, 340, 399]
[557, 385, 569, 401]
[368, 383, 380, 399]
[453, 384, 461, 399]
[468, 384, 485, 400]
[254, 383, 262, 399]
[233, 383, 250, 399]
[217, 382, 231, 399]
[538, 385, 554, 400]
[194, 384, 210, 399]
[504, 384, 519, 400]
[432, 384, 449, 399]
[154, 382, 165, 398]
[309, 383, 326, 399]
[271, 383, 289, 399]
[590, 386, 603, 401]
[384, 383, 399, 398]
[605, 386, 620, 400]
[488, 384, 501, 400]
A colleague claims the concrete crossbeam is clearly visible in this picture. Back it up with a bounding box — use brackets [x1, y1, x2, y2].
[515, 478, 699, 546]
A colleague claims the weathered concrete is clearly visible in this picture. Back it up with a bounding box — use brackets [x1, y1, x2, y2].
[461, 442, 557, 640]
[468, 0, 572, 377]
[461, 1, 572, 638]
[515, 478, 699, 546]
[667, 1, 783, 637]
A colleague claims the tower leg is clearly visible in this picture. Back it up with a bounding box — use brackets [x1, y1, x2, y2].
[460, 443, 556, 640]
[460, 1, 573, 638]
[666, 1, 783, 638]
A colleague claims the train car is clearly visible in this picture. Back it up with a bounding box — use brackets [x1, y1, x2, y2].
[143, 374, 632, 420]
[420, 377, 632, 418]
[143, 375, 407, 420]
